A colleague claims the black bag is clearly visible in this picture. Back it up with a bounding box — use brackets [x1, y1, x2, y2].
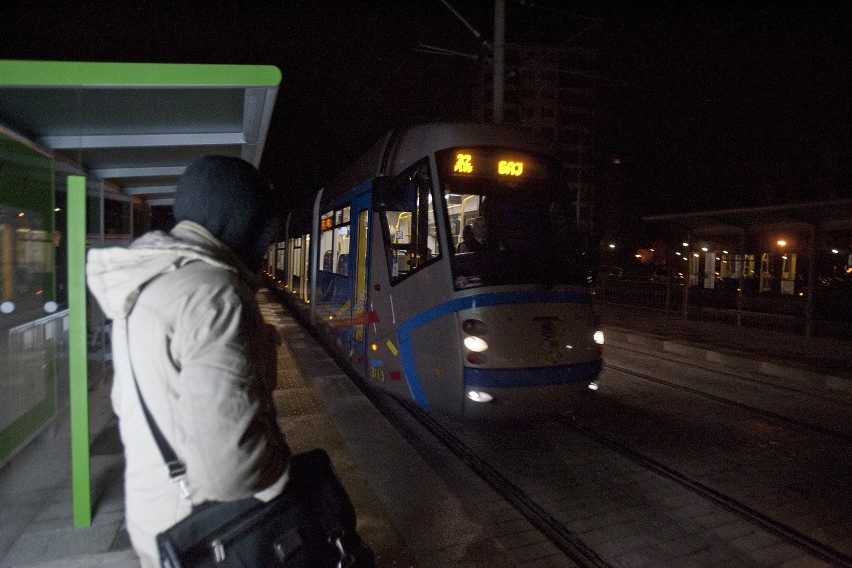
[156, 449, 375, 568]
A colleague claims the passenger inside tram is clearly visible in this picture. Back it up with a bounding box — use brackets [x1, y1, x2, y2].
[457, 217, 489, 253]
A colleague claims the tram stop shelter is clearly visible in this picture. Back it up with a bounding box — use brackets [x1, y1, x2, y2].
[642, 199, 852, 336]
[0, 60, 281, 527]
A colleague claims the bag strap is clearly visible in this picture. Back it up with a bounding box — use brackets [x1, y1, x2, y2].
[125, 319, 191, 493]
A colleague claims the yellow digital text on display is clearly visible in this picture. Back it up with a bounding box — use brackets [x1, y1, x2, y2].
[454, 153, 473, 173]
[498, 160, 524, 176]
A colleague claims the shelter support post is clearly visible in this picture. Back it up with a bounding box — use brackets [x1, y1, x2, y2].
[68, 175, 91, 527]
[805, 223, 817, 338]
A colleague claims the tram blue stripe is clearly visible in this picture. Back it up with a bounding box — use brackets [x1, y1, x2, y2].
[463, 360, 602, 388]
[396, 290, 591, 407]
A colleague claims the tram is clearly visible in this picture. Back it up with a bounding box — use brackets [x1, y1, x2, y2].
[268, 122, 603, 417]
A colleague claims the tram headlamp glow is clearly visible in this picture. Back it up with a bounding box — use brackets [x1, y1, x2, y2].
[467, 390, 493, 403]
[463, 336, 488, 352]
[593, 330, 605, 345]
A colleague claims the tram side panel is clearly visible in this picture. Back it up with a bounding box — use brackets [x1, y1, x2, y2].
[364, 212, 465, 415]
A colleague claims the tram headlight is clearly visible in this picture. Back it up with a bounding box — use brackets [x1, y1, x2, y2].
[463, 336, 488, 352]
[593, 330, 605, 345]
[467, 390, 493, 403]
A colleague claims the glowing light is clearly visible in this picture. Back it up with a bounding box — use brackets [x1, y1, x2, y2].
[0, 301, 14, 314]
[464, 336, 488, 352]
[454, 153, 473, 173]
[831, 249, 839, 254]
[371, 343, 378, 351]
[682, 242, 689, 247]
[608, 243, 616, 249]
[777, 240, 787, 247]
[467, 390, 493, 403]
[588, 381, 599, 391]
[18, 212, 25, 217]
[44, 301, 58, 313]
[701, 247, 709, 252]
[498, 160, 523, 176]
[593, 331, 605, 345]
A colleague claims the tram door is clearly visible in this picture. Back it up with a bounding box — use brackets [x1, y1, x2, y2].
[350, 192, 371, 353]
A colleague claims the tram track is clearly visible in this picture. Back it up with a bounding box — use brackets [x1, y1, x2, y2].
[394, 398, 614, 568]
[603, 362, 852, 444]
[551, 412, 852, 568]
[395, 393, 852, 568]
[607, 342, 852, 408]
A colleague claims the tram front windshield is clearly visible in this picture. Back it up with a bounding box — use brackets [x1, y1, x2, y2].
[437, 147, 588, 290]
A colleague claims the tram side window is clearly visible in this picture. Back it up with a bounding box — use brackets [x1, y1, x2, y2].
[319, 207, 351, 275]
[382, 159, 441, 283]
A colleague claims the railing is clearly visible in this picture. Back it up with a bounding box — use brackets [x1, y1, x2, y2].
[1, 309, 69, 468]
[594, 277, 851, 340]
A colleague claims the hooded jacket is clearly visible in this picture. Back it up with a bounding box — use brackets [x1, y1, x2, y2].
[87, 220, 289, 567]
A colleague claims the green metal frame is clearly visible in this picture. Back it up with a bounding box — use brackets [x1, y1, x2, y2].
[67, 175, 91, 527]
[0, 60, 281, 87]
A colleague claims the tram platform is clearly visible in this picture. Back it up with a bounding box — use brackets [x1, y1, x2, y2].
[1, 291, 850, 567]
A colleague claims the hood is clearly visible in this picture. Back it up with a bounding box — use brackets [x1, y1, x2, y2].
[172, 155, 279, 271]
[86, 221, 249, 320]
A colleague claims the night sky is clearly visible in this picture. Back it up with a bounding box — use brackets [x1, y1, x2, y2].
[2, 1, 849, 215]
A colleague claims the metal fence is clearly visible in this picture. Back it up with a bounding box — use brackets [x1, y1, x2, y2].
[1, 309, 69, 467]
[594, 277, 851, 340]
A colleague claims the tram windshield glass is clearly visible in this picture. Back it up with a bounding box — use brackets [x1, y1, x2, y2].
[436, 147, 588, 290]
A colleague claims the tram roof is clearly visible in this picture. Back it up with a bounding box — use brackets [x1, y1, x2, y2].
[643, 199, 852, 238]
[0, 60, 280, 206]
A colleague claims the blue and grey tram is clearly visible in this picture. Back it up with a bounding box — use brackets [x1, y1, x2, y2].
[268, 122, 603, 417]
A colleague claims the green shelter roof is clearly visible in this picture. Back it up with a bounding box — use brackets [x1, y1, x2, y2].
[0, 60, 281, 206]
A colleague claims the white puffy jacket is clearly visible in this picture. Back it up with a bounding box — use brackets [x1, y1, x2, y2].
[87, 221, 289, 567]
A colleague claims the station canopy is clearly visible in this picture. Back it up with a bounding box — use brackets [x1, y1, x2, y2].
[643, 200, 852, 239]
[0, 59, 281, 206]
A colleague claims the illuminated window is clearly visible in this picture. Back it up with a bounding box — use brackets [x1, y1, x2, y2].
[319, 207, 351, 276]
[381, 159, 440, 283]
